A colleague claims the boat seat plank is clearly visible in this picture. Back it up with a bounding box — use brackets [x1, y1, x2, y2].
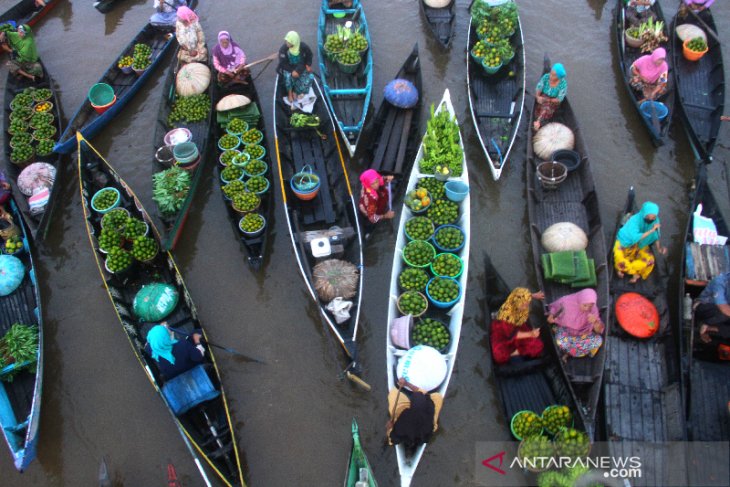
[473, 75, 516, 118]
[372, 107, 398, 171]
[688, 360, 730, 442]
[686, 242, 730, 282]
[499, 372, 554, 419]
[382, 113, 406, 171]
[289, 133, 336, 225]
[535, 201, 590, 235]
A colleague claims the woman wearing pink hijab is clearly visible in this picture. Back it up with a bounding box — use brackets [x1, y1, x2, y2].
[630, 47, 669, 103]
[358, 169, 394, 236]
[212, 31, 248, 86]
[175, 7, 206, 64]
[547, 288, 605, 361]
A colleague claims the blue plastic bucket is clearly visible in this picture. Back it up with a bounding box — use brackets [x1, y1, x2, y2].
[639, 101, 668, 121]
[444, 181, 469, 202]
[425, 276, 462, 309]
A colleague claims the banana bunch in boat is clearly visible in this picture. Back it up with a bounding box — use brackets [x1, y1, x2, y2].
[290, 113, 321, 128]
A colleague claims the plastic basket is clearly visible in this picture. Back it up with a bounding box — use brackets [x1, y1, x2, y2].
[155, 145, 175, 167]
[243, 144, 266, 160]
[88, 83, 115, 107]
[429, 253, 464, 279]
[219, 149, 241, 167]
[239, 213, 266, 237]
[481, 58, 502, 75]
[683, 38, 708, 61]
[444, 181, 469, 202]
[241, 129, 263, 146]
[91, 187, 121, 213]
[541, 405, 574, 435]
[402, 240, 436, 269]
[396, 291, 428, 318]
[404, 217, 435, 242]
[639, 101, 669, 121]
[337, 58, 361, 74]
[510, 410, 544, 440]
[243, 160, 268, 178]
[410, 318, 451, 353]
[231, 152, 251, 168]
[226, 120, 249, 136]
[432, 224, 466, 253]
[425, 276, 462, 309]
[218, 134, 241, 152]
[173, 141, 199, 164]
[245, 176, 270, 195]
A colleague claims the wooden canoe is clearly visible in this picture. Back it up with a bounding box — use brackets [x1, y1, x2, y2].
[150, 48, 212, 251]
[419, 0, 455, 49]
[526, 58, 609, 439]
[344, 418, 377, 487]
[466, 7, 526, 180]
[212, 72, 274, 271]
[603, 187, 687, 485]
[2, 60, 63, 242]
[77, 133, 245, 487]
[317, 0, 373, 157]
[0, 196, 43, 472]
[272, 74, 366, 382]
[385, 89, 469, 487]
[366, 44, 422, 198]
[679, 165, 730, 486]
[614, 0, 675, 146]
[0, 0, 61, 28]
[54, 19, 185, 154]
[671, 8, 725, 162]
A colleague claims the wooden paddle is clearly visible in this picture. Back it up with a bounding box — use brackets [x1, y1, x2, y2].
[683, 5, 720, 44]
[243, 52, 279, 70]
[168, 326, 266, 364]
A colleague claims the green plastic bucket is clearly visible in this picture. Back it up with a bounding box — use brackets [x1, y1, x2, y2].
[88, 83, 115, 113]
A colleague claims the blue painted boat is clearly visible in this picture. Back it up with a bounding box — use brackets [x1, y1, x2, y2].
[53, 17, 193, 154]
[317, 0, 373, 157]
[0, 196, 43, 472]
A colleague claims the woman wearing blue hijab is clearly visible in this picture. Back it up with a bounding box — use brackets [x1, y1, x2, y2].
[145, 324, 205, 379]
[533, 63, 568, 131]
[613, 201, 667, 283]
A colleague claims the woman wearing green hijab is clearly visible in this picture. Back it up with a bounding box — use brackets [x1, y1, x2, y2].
[0, 24, 43, 82]
[277, 31, 314, 102]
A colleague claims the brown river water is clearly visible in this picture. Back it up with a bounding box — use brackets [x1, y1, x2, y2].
[0, 0, 729, 485]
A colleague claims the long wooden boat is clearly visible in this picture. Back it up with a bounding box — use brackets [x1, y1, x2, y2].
[212, 73, 274, 271]
[317, 0, 373, 157]
[344, 418, 377, 487]
[671, 8, 725, 161]
[272, 75, 365, 382]
[3, 60, 63, 242]
[526, 60, 609, 439]
[614, 0, 674, 146]
[151, 48, 212, 251]
[77, 133, 245, 487]
[0, 0, 61, 28]
[466, 4, 526, 180]
[484, 254, 586, 475]
[385, 89, 469, 487]
[679, 166, 730, 485]
[603, 187, 686, 485]
[94, 0, 124, 14]
[0, 196, 42, 472]
[419, 0, 455, 49]
[53, 19, 185, 154]
[366, 44, 422, 197]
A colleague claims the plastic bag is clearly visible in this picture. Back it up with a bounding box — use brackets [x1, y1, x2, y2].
[693, 203, 728, 245]
[325, 297, 352, 324]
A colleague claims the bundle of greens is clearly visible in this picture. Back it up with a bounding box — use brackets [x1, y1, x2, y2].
[152, 166, 191, 217]
[0, 323, 39, 382]
[419, 104, 463, 177]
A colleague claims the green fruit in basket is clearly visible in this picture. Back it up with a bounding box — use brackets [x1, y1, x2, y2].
[512, 411, 543, 439]
[244, 159, 266, 176]
[432, 253, 461, 277]
[106, 246, 133, 273]
[31, 88, 52, 102]
[101, 208, 128, 231]
[399, 267, 429, 292]
[241, 128, 262, 145]
[4, 235, 23, 253]
[222, 179, 246, 197]
[403, 240, 434, 267]
[10, 144, 33, 164]
[227, 118, 247, 134]
[231, 191, 260, 212]
[245, 175, 268, 194]
[349, 33, 368, 51]
[98, 227, 122, 252]
[337, 49, 360, 65]
[519, 435, 554, 465]
[240, 213, 265, 233]
[32, 124, 56, 140]
[221, 165, 244, 181]
[416, 177, 445, 200]
[122, 217, 147, 239]
[35, 138, 54, 156]
[93, 189, 118, 211]
[11, 133, 32, 147]
[427, 199, 459, 226]
[220, 150, 239, 166]
[405, 216, 434, 240]
[167, 93, 210, 125]
[219, 134, 239, 150]
[8, 117, 29, 134]
[428, 276, 459, 303]
[11, 105, 32, 120]
[243, 144, 265, 160]
[30, 111, 54, 127]
[687, 37, 707, 52]
[398, 291, 427, 316]
[553, 428, 590, 458]
[11, 92, 34, 109]
[542, 405, 572, 434]
[412, 318, 450, 349]
[434, 226, 464, 250]
[131, 235, 159, 262]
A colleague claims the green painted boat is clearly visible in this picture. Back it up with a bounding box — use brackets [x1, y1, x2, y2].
[344, 419, 377, 487]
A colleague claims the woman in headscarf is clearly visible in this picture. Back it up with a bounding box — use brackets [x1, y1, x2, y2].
[630, 47, 668, 103]
[149, 0, 187, 28]
[175, 7, 206, 64]
[0, 24, 42, 82]
[533, 63, 567, 131]
[547, 289, 604, 361]
[145, 323, 205, 380]
[613, 201, 666, 283]
[212, 31, 248, 86]
[490, 288, 545, 365]
[278, 31, 314, 103]
[624, 0, 656, 27]
[386, 377, 443, 449]
[682, 0, 714, 13]
[358, 169, 394, 235]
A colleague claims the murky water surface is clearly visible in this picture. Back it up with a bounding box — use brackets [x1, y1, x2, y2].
[1, 0, 728, 485]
